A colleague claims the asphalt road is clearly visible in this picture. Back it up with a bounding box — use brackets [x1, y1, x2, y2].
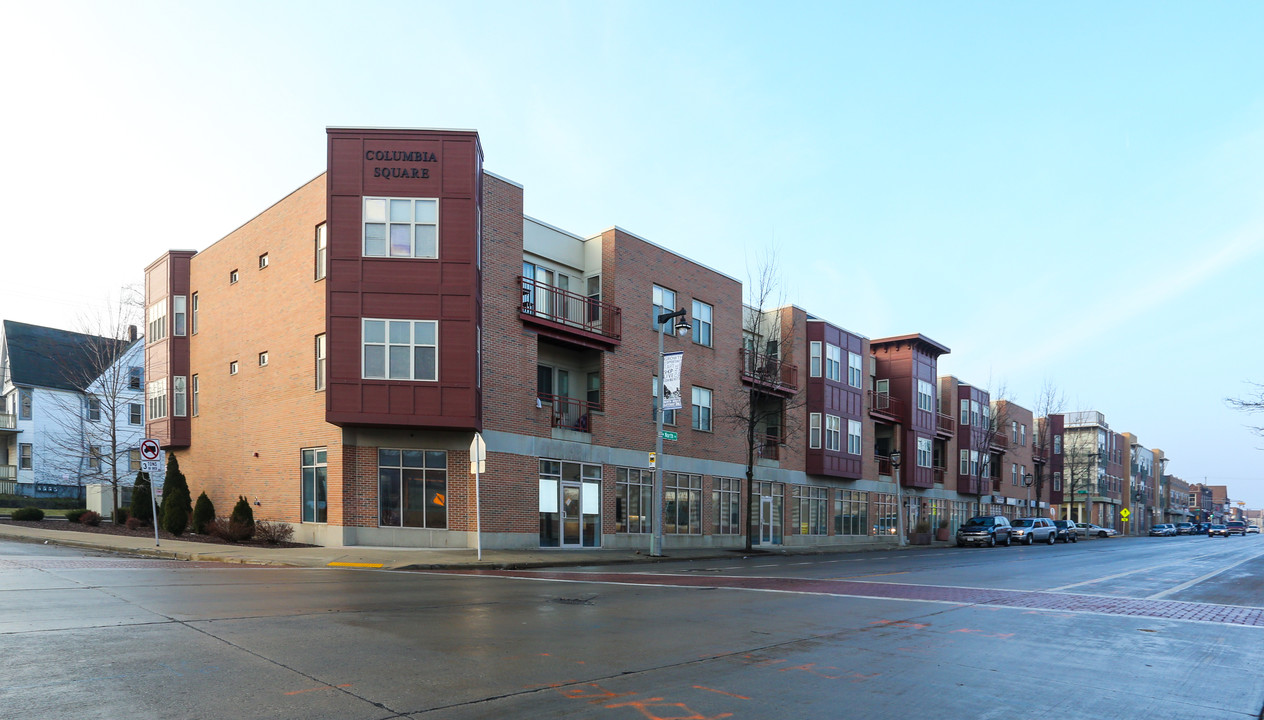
[2, 535, 1262, 720]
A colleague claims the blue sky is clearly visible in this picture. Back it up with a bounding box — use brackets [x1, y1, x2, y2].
[3, 1, 1263, 506]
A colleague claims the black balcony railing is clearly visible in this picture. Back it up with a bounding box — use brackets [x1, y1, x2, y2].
[539, 393, 596, 433]
[739, 349, 798, 393]
[520, 277, 621, 341]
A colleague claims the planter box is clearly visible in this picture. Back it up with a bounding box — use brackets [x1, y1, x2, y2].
[910, 532, 932, 545]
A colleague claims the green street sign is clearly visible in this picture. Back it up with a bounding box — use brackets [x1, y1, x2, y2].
[661, 431, 678, 441]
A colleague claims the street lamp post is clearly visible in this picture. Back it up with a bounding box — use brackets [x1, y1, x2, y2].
[651, 308, 690, 558]
[1022, 472, 1034, 514]
[891, 449, 905, 547]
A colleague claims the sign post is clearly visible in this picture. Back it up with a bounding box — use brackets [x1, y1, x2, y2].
[469, 433, 487, 561]
[140, 439, 164, 546]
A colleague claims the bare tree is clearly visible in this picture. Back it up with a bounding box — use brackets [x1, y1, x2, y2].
[44, 286, 144, 517]
[719, 248, 806, 551]
[1061, 429, 1101, 524]
[1227, 382, 1264, 436]
[1031, 380, 1066, 516]
[957, 381, 1011, 518]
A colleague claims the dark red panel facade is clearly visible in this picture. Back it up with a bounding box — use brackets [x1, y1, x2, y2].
[871, 334, 949, 489]
[143, 250, 194, 449]
[325, 128, 484, 430]
[804, 320, 864, 478]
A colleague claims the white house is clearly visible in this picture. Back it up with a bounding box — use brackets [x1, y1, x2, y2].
[1, 320, 145, 498]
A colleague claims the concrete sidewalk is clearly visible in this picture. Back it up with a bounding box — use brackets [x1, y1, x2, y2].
[0, 521, 905, 570]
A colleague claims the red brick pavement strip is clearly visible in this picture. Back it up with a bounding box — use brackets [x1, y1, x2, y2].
[438, 569, 1264, 627]
[0, 558, 241, 570]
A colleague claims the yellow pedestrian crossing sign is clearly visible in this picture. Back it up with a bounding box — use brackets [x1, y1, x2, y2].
[1120, 508, 1131, 521]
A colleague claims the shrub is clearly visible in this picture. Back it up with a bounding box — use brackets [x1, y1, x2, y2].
[11, 507, 45, 521]
[130, 471, 153, 523]
[159, 454, 190, 528]
[115, 507, 129, 524]
[79, 510, 102, 527]
[230, 496, 255, 539]
[254, 520, 294, 545]
[65, 509, 90, 523]
[206, 517, 253, 542]
[192, 492, 215, 535]
[125, 516, 144, 531]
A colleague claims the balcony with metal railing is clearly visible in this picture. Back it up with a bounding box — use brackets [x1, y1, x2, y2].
[519, 277, 622, 348]
[869, 391, 905, 421]
[539, 393, 597, 434]
[756, 433, 783, 461]
[739, 349, 798, 397]
[935, 412, 955, 437]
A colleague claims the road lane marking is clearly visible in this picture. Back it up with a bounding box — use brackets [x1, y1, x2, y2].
[327, 562, 384, 568]
[1147, 547, 1264, 600]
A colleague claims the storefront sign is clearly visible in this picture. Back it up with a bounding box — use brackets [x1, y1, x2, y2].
[366, 149, 438, 179]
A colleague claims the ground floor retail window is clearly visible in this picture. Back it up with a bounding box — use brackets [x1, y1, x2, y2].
[302, 447, 327, 523]
[712, 477, 742, 535]
[950, 500, 971, 534]
[378, 449, 447, 528]
[615, 467, 652, 534]
[665, 473, 702, 534]
[872, 492, 898, 536]
[835, 490, 868, 536]
[926, 498, 947, 532]
[791, 485, 828, 535]
[539, 460, 600, 547]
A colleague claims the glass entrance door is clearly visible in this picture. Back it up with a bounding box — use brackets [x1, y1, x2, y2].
[561, 482, 582, 547]
[759, 496, 773, 545]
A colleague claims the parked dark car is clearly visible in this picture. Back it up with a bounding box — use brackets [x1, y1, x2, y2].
[956, 516, 1012, 547]
[1010, 517, 1057, 545]
[1053, 520, 1080, 543]
[1208, 524, 1229, 537]
[1175, 522, 1194, 535]
[1226, 521, 1247, 536]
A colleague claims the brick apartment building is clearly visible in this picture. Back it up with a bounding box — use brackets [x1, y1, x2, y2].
[141, 126, 1229, 550]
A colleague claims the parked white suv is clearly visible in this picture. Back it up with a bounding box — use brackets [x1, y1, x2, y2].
[1010, 517, 1057, 545]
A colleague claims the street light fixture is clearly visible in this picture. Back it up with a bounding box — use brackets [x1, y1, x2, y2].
[1023, 472, 1034, 512]
[651, 308, 690, 557]
[890, 449, 905, 547]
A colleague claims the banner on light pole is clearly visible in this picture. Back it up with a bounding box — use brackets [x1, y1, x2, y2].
[662, 351, 684, 411]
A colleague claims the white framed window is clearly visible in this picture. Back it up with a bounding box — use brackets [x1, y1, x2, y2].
[825, 414, 841, 452]
[259, 351, 269, 367]
[173, 295, 187, 337]
[1054, 434, 1062, 454]
[302, 447, 328, 523]
[191, 375, 198, 416]
[363, 319, 438, 381]
[1021, 423, 1027, 446]
[259, 252, 269, 269]
[146, 378, 167, 420]
[129, 366, 142, 389]
[315, 334, 326, 391]
[129, 449, 141, 472]
[129, 402, 142, 425]
[848, 419, 862, 455]
[1011, 463, 1018, 486]
[961, 398, 970, 424]
[147, 301, 167, 343]
[960, 449, 970, 474]
[1053, 471, 1062, 491]
[230, 269, 239, 284]
[691, 386, 712, 431]
[917, 380, 933, 412]
[971, 450, 980, 476]
[1011, 421, 1018, 442]
[230, 361, 238, 375]
[315, 223, 327, 280]
[19, 443, 32, 469]
[917, 437, 932, 468]
[982, 404, 991, 429]
[809, 413, 822, 449]
[825, 344, 841, 382]
[652, 285, 677, 330]
[809, 341, 822, 378]
[848, 352, 862, 388]
[691, 300, 712, 347]
[190, 293, 198, 335]
[173, 376, 187, 417]
[87, 396, 100, 422]
[363, 197, 438, 258]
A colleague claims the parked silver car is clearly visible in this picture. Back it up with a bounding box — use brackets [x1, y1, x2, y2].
[1149, 524, 1176, 537]
[1010, 517, 1057, 545]
[1082, 523, 1118, 538]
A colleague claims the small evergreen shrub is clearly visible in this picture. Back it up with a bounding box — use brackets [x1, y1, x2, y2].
[79, 511, 102, 527]
[115, 507, 129, 524]
[11, 507, 45, 521]
[192, 492, 215, 535]
[65, 509, 90, 523]
[130, 472, 153, 523]
[229, 496, 255, 539]
[254, 520, 294, 545]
